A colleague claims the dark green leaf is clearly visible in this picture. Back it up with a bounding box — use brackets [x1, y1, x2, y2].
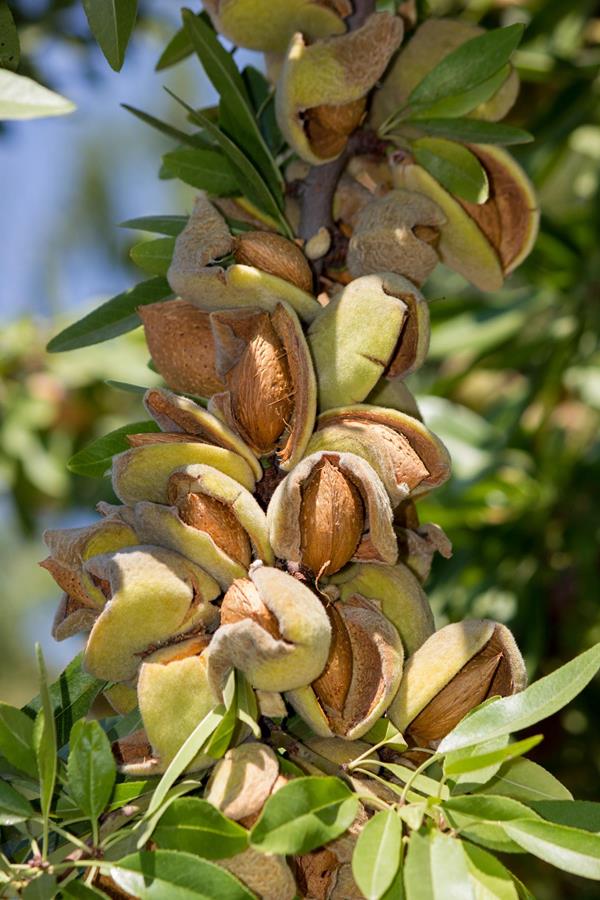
[462, 842, 519, 900]
[122, 103, 211, 148]
[68, 420, 159, 478]
[0, 778, 34, 825]
[22, 873, 57, 899]
[154, 797, 248, 859]
[442, 795, 540, 854]
[24, 653, 107, 748]
[47, 277, 173, 352]
[82, 0, 138, 71]
[33, 645, 57, 854]
[242, 66, 284, 156]
[404, 830, 473, 900]
[162, 148, 238, 194]
[471, 757, 573, 803]
[250, 776, 359, 855]
[407, 65, 510, 120]
[409, 24, 525, 109]
[120, 215, 188, 236]
[413, 138, 489, 203]
[130, 238, 175, 276]
[67, 719, 116, 824]
[156, 23, 194, 71]
[182, 9, 283, 202]
[61, 880, 108, 899]
[407, 118, 534, 146]
[108, 850, 255, 899]
[0, 703, 37, 778]
[439, 642, 600, 753]
[352, 808, 402, 899]
[0, 2, 20, 71]
[504, 819, 600, 879]
[529, 801, 600, 833]
[166, 88, 291, 236]
[444, 735, 543, 777]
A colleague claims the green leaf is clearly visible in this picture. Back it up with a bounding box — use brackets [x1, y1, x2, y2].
[363, 719, 407, 751]
[504, 819, 600, 880]
[529, 801, 600, 833]
[462, 842, 519, 900]
[472, 757, 573, 803]
[33, 645, 57, 858]
[120, 215, 188, 236]
[166, 88, 292, 237]
[146, 707, 224, 818]
[22, 873, 57, 899]
[448, 735, 509, 788]
[444, 735, 543, 777]
[0, 703, 37, 778]
[250, 776, 359, 855]
[413, 138, 489, 203]
[439, 642, 600, 753]
[442, 796, 540, 854]
[156, 25, 193, 71]
[24, 654, 106, 750]
[108, 850, 255, 899]
[130, 238, 176, 276]
[47, 277, 173, 352]
[407, 118, 534, 146]
[68, 421, 160, 478]
[235, 671, 260, 738]
[0, 778, 34, 825]
[203, 704, 238, 760]
[0, 70, 75, 120]
[182, 9, 283, 202]
[242, 66, 284, 156]
[407, 65, 511, 120]
[122, 103, 211, 149]
[82, 0, 138, 71]
[404, 830, 474, 900]
[162, 148, 238, 194]
[352, 808, 402, 900]
[374, 761, 449, 800]
[0, 2, 20, 71]
[408, 24, 525, 109]
[67, 720, 116, 826]
[154, 797, 248, 859]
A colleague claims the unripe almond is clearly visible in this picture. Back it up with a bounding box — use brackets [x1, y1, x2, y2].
[312, 604, 353, 715]
[220, 578, 282, 640]
[234, 231, 314, 293]
[175, 491, 252, 569]
[299, 458, 365, 576]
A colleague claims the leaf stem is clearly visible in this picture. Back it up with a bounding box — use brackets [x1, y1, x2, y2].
[400, 754, 440, 805]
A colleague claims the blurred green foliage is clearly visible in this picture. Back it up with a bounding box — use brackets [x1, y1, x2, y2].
[1, 0, 599, 895]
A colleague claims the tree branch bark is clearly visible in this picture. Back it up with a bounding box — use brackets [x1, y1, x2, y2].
[297, 0, 377, 261]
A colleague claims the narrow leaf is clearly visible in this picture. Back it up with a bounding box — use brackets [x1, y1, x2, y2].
[409, 24, 525, 108]
[504, 820, 600, 880]
[120, 215, 188, 236]
[24, 654, 106, 750]
[471, 757, 573, 803]
[162, 148, 238, 194]
[122, 103, 209, 148]
[0, 703, 37, 778]
[0, 2, 20, 71]
[67, 719, 116, 825]
[413, 138, 489, 203]
[146, 708, 224, 817]
[439, 642, 600, 753]
[154, 797, 248, 859]
[528, 801, 600, 834]
[68, 421, 160, 478]
[130, 237, 175, 276]
[0, 779, 34, 825]
[407, 65, 510, 120]
[165, 88, 291, 237]
[407, 118, 534, 146]
[47, 277, 173, 352]
[182, 9, 283, 201]
[108, 850, 255, 899]
[0, 70, 75, 120]
[250, 776, 359, 855]
[352, 808, 402, 899]
[33, 645, 57, 857]
[444, 735, 543, 777]
[82, 0, 138, 71]
[156, 25, 193, 71]
[462, 842, 519, 900]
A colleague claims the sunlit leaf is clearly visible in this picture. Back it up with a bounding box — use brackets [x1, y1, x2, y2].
[0, 70, 75, 120]
[154, 798, 248, 859]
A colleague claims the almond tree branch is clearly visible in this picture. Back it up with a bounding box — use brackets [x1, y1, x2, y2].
[297, 0, 377, 257]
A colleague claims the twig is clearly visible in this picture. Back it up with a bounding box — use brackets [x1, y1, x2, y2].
[298, 0, 378, 259]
